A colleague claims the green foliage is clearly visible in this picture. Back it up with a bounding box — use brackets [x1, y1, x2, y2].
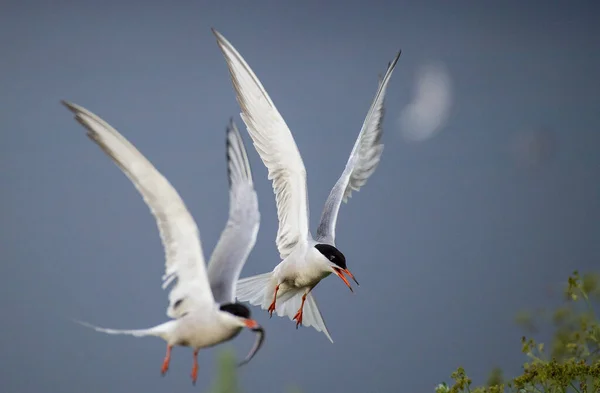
[207, 348, 303, 393]
[438, 271, 600, 393]
[207, 349, 239, 393]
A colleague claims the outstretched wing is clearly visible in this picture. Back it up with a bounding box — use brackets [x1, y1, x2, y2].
[207, 119, 260, 304]
[315, 52, 401, 245]
[212, 28, 310, 260]
[62, 101, 214, 319]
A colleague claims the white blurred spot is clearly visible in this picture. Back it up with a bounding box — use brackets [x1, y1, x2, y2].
[398, 62, 453, 142]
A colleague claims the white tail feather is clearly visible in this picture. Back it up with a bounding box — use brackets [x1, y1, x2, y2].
[303, 293, 333, 343]
[236, 272, 274, 308]
[73, 319, 176, 341]
[275, 290, 333, 343]
[236, 273, 333, 343]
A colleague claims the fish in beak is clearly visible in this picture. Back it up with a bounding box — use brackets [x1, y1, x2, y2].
[238, 319, 265, 367]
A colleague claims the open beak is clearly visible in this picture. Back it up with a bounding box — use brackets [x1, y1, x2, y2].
[342, 268, 359, 286]
[238, 319, 265, 367]
[333, 268, 354, 292]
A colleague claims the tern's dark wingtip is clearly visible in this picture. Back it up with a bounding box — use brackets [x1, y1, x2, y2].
[225, 117, 236, 145]
[211, 27, 223, 41]
[390, 50, 402, 66]
[61, 100, 74, 111]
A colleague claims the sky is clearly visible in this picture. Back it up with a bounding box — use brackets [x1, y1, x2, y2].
[1, 1, 599, 392]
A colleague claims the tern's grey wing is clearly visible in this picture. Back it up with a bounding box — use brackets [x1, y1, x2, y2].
[316, 52, 401, 245]
[207, 119, 260, 304]
[62, 101, 214, 319]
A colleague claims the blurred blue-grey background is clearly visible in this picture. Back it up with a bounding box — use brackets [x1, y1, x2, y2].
[1, 1, 599, 392]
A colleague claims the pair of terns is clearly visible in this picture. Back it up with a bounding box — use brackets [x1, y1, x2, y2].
[65, 29, 400, 383]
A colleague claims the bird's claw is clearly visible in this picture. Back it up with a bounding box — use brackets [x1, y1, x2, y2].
[292, 293, 307, 329]
[268, 284, 279, 318]
[293, 309, 303, 329]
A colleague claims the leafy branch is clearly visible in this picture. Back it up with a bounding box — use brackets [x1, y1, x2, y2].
[437, 271, 600, 393]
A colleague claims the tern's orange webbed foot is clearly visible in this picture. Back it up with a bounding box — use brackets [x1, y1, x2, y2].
[267, 300, 276, 317]
[161, 345, 172, 375]
[268, 284, 280, 318]
[292, 293, 308, 329]
[190, 349, 199, 385]
[293, 308, 303, 328]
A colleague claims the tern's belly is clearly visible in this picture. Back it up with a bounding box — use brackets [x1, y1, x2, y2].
[174, 317, 241, 349]
[289, 269, 332, 288]
[275, 247, 333, 289]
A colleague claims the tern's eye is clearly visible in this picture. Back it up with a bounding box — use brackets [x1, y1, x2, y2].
[330, 255, 335, 260]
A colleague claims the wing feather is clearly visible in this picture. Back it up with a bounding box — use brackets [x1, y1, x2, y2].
[207, 119, 260, 304]
[212, 29, 310, 260]
[316, 52, 401, 244]
[62, 101, 214, 318]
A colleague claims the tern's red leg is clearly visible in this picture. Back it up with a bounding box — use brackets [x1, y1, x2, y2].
[161, 345, 172, 375]
[292, 293, 308, 329]
[267, 284, 280, 318]
[191, 349, 199, 385]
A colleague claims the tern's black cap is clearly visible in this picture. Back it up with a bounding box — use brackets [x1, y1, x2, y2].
[220, 302, 251, 319]
[315, 244, 347, 270]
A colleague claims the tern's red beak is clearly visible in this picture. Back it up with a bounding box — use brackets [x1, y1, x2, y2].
[343, 268, 359, 286]
[333, 268, 354, 292]
[243, 319, 259, 329]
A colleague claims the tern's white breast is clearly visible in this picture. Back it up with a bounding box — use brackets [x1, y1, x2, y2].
[273, 245, 332, 289]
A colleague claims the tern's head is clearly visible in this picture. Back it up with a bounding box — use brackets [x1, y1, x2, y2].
[219, 302, 265, 367]
[314, 244, 359, 292]
[219, 303, 258, 329]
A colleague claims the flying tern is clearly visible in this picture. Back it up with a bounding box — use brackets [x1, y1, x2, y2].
[212, 29, 401, 342]
[63, 101, 264, 384]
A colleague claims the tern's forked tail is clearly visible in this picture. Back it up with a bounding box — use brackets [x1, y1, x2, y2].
[236, 273, 333, 343]
[73, 319, 176, 341]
